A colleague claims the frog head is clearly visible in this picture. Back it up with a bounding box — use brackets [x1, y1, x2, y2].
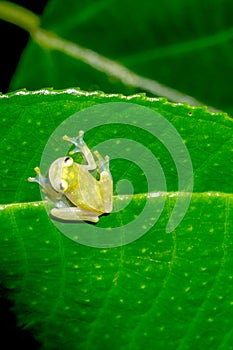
[49, 156, 74, 193]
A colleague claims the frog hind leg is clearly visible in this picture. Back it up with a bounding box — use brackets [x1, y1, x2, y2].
[94, 151, 113, 213]
[63, 130, 96, 170]
[50, 207, 100, 223]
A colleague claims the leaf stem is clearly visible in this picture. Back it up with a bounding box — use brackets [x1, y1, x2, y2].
[33, 29, 203, 106]
[0, 1, 39, 33]
[0, 1, 203, 106]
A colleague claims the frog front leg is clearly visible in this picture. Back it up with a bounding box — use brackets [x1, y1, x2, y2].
[28, 167, 70, 208]
[94, 151, 113, 213]
[63, 130, 113, 214]
[63, 130, 96, 170]
[50, 206, 100, 223]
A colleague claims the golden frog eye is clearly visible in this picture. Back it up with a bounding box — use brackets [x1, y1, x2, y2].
[63, 157, 73, 167]
[59, 179, 68, 192]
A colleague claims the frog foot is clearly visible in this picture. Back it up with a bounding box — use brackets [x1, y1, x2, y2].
[63, 130, 85, 155]
[28, 167, 46, 187]
[94, 151, 110, 173]
[28, 166, 53, 196]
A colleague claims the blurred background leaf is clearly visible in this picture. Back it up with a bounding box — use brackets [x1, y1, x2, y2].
[1, 0, 233, 113]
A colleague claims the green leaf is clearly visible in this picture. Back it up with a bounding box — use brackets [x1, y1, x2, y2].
[0, 89, 233, 349]
[9, 0, 233, 112]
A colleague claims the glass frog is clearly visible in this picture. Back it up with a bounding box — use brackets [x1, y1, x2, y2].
[28, 130, 113, 223]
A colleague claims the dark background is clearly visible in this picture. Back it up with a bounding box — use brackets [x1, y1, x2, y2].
[0, 0, 48, 93]
[0, 2, 47, 347]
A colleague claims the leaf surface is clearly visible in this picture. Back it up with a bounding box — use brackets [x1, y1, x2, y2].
[0, 89, 233, 349]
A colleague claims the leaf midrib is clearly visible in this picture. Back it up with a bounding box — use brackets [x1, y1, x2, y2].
[0, 191, 232, 210]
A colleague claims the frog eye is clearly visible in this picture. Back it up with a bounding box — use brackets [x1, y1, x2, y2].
[59, 179, 68, 192]
[64, 157, 73, 167]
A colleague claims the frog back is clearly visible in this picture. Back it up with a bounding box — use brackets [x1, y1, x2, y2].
[66, 163, 104, 213]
